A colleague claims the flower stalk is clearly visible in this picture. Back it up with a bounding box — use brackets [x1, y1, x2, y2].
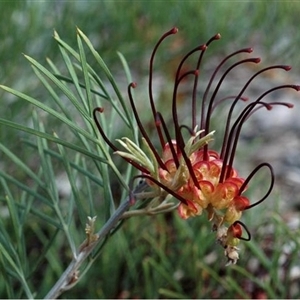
[44, 181, 148, 299]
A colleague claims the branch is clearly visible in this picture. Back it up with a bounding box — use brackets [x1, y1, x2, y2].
[44, 181, 148, 299]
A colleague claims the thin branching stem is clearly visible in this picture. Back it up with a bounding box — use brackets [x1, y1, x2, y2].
[44, 181, 148, 299]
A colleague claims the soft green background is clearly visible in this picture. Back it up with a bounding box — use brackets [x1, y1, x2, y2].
[0, 1, 300, 298]
[2, 1, 300, 142]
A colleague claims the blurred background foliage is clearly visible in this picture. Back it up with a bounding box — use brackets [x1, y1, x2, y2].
[2, 0, 300, 147]
[0, 1, 300, 298]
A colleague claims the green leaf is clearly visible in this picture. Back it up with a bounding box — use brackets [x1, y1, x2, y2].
[24, 55, 90, 120]
[77, 31, 93, 115]
[0, 84, 96, 141]
[22, 139, 103, 187]
[0, 117, 107, 163]
[0, 170, 52, 207]
[0, 243, 33, 298]
[54, 131, 87, 226]
[76, 28, 134, 128]
[53, 30, 130, 128]
[0, 143, 45, 187]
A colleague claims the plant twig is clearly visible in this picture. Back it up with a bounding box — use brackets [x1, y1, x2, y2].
[44, 181, 148, 299]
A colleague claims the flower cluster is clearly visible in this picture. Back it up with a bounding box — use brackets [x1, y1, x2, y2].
[94, 28, 299, 264]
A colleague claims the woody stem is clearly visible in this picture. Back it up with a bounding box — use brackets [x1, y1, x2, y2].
[44, 181, 148, 299]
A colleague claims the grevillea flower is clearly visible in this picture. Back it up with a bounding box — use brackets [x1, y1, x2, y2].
[94, 28, 299, 264]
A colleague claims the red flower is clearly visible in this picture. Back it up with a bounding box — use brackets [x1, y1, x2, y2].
[94, 28, 299, 264]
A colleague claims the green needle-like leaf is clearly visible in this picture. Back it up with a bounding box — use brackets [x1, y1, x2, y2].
[0, 117, 107, 163]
